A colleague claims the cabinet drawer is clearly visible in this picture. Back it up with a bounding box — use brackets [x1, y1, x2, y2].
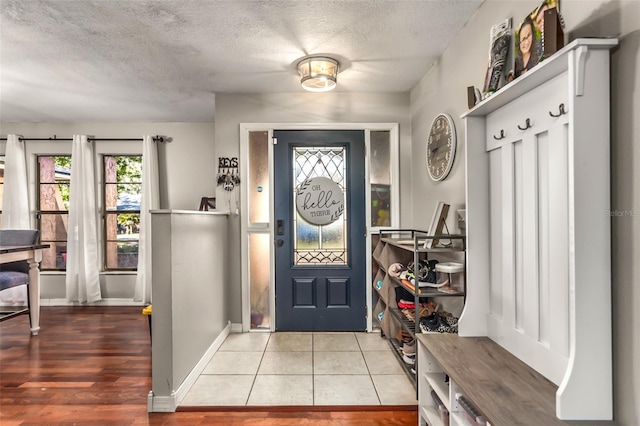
[486, 73, 568, 151]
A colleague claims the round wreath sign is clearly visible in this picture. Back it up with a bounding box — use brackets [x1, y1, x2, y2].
[296, 177, 344, 225]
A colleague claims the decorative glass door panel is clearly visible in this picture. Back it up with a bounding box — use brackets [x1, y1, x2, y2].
[293, 147, 347, 265]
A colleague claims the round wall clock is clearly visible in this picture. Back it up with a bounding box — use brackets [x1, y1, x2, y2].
[426, 113, 457, 181]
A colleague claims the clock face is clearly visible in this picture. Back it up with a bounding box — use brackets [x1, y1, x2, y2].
[426, 113, 456, 181]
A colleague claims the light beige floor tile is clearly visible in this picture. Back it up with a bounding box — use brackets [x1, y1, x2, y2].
[218, 332, 270, 352]
[258, 351, 312, 375]
[314, 375, 380, 405]
[355, 332, 392, 351]
[247, 375, 313, 406]
[314, 351, 368, 375]
[203, 351, 263, 375]
[362, 350, 406, 375]
[184, 331, 417, 408]
[180, 374, 254, 406]
[313, 333, 360, 351]
[266, 333, 313, 352]
[371, 374, 417, 405]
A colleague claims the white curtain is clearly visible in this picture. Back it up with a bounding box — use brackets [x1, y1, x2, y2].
[0, 134, 30, 304]
[2, 135, 30, 229]
[133, 135, 160, 304]
[65, 135, 101, 303]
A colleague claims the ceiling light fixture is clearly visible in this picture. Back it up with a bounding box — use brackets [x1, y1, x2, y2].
[297, 56, 339, 92]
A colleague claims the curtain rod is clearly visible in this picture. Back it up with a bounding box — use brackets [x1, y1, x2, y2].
[0, 135, 166, 142]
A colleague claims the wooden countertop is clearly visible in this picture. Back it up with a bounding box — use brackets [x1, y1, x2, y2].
[417, 334, 571, 426]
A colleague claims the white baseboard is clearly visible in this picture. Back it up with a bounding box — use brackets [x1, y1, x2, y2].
[231, 322, 243, 333]
[39, 298, 145, 306]
[147, 321, 232, 412]
[147, 390, 177, 412]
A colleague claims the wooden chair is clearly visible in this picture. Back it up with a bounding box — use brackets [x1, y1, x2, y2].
[0, 230, 40, 326]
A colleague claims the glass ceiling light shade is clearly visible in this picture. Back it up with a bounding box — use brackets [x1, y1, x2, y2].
[297, 56, 339, 92]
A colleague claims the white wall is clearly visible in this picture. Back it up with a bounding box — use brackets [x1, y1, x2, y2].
[410, 1, 640, 424]
[214, 92, 412, 323]
[0, 121, 215, 300]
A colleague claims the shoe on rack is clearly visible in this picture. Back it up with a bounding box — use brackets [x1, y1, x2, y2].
[402, 340, 416, 356]
[397, 329, 413, 343]
[419, 312, 458, 334]
[438, 311, 459, 327]
[418, 305, 434, 318]
[402, 308, 415, 321]
[402, 353, 415, 365]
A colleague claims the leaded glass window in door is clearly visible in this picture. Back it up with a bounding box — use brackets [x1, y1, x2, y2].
[293, 147, 347, 265]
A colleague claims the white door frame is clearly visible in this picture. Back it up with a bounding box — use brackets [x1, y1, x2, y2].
[240, 123, 399, 332]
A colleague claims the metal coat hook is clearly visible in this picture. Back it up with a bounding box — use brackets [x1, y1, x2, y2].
[518, 118, 532, 130]
[493, 129, 506, 140]
[549, 103, 568, 117]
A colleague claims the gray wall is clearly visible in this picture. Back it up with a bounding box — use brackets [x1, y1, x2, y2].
[150, 210, 229, 399]
[410, 1, 639, 424]
[213, 92, 412, 323]
[0, 122, 216, 300]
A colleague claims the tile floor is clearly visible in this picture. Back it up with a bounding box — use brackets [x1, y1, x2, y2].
[180, 332, 417, 407]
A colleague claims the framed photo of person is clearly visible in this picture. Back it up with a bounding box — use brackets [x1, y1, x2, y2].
[424, 202, 450, 249]
[514, 0, 561, 79]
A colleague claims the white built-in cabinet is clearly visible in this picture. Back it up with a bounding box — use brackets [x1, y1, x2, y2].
[459, 38, 617, 420]
[418, 37, 617, 425]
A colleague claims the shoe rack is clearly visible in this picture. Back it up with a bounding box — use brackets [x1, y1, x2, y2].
[371, 229, 466, 388]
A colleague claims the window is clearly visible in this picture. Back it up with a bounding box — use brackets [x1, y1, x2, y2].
[37, 156, 71, 270]
[370, 131, 392, 227]
[104, 155, 142, 270]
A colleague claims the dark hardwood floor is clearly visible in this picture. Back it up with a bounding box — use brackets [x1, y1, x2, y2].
[0, 307, 416, 425]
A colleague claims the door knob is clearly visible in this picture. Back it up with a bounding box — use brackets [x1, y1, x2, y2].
[276, 239, 284, 247]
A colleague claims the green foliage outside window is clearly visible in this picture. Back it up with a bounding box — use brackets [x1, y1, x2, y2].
[113, 156, 142, 230]
[53, 156, 71, 210]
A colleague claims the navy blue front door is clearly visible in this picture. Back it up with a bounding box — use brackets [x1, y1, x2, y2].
[274, 130, 366, 331]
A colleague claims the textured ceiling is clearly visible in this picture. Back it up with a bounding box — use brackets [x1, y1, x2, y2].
[0, 0, 483, 122]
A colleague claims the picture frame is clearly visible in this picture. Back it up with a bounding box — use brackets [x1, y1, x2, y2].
[541, 6, 565, 59]
[424, 202, 450, 248]
[514, 0, 561, 79]
[198, 197, 216, 211]
[482, 18, 511, 95]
